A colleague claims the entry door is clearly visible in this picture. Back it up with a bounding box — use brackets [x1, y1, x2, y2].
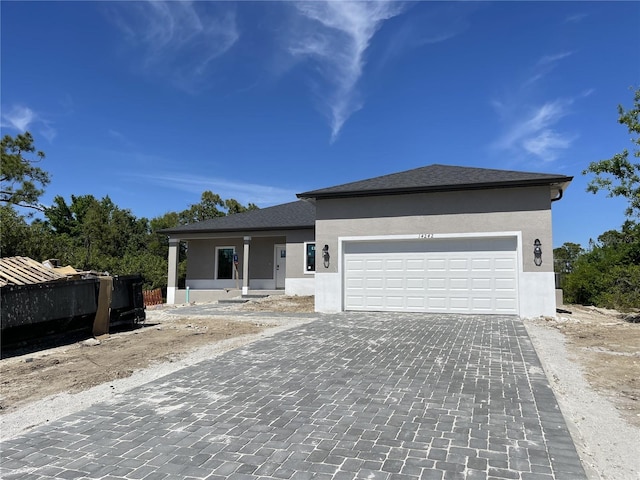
[275, 245, 286, 289]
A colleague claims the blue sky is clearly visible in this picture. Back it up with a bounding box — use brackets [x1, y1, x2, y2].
[1, 1, 638, 248]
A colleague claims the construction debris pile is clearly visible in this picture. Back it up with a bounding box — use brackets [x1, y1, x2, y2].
[0, 257, 145, 345]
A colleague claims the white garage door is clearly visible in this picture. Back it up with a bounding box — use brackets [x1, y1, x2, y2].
[344, 237, 518, 314]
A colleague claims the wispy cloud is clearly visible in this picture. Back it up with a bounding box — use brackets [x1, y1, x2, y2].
[1, 105, 36, 131]
[287, 1, 405, 142]
[107, 129, 136, 149]
[110, 1, 239, 93]
[134, 172, 297, 207]
[524, 51, 574, 87]
[493, 90, 594, 163]
[494, 99, 576, 162]
[565, 13, 588, 24]
[491, 51, 587, 163]
[1, 104, 57, 141]
[537, 51, 573, 67]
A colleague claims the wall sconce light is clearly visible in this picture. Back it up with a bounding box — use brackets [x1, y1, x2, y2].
[322, 244, 330, 268]
[533, 238, 542, 266]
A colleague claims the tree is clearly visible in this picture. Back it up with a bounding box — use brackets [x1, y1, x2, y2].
[179, 191, 225, 224]
[561, 222, 640, 309]
[44, 194, 149, 270]
[553, 242, 583, 274]
[0, 132, 50, 211]
[0, 205, 30, 256]
[224, 198, 258, 215]
[178, 191, 259, 224]
[583, 87, 640, 218]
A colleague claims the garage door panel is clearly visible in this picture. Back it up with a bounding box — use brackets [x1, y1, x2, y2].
[366, 277, 384, 288]
[449, 278, 469, 290]
[471, 258, 492, 271]
[386, 278, 404, 289]
[428, 297, 447, 309]
[450, 296, 471, 308]
[449, 258, 469, 271]
[345, 277, 364, 291]
[494, 257, 516, 271]
[346, 258, 365, 269]
[495, 278, 516, 290]
[345, 295, 365, 308]
[365, 296, 384, 308]
[385, 296, 404, 308]
[365, 259, 384, 271]
[406, 259, 425, 270]
[407, 296, 425, 308]
[472, 297, 492, 309]
[344, 238, 519, 314]
[406, 278, 425, 291]
[427, 259, 446, 271]
[472, 278, 492, 290]
[495, 298, 518, 311]
[385, 259, 404, 271]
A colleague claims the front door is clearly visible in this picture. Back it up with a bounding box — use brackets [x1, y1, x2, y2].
[275, 245, 286, 289]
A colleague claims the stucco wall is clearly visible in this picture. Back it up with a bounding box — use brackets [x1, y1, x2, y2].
[186, 236, 286, 280]
[314, 186, 554, 274]
[186, 239, 241, 280]
[284, 230, 316, 280]
[183, 229, 314, 287]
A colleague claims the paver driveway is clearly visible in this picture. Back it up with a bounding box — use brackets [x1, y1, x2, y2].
[1, 312, 586, 480]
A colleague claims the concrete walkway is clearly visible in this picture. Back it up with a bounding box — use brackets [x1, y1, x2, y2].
[1, 312, 586, 480]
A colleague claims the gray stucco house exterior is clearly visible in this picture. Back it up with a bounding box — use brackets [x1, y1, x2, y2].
[163, 164, 572, 318]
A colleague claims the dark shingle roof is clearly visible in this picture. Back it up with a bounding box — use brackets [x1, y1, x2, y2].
[298, 164, 573, 199]
[162, 200, 315, 234]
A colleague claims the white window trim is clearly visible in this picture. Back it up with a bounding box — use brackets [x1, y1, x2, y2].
[304, 241, 316, 275]
[215, 246, 236, 280]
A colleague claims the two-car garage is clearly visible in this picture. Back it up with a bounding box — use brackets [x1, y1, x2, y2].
[343, 236, 518, 314]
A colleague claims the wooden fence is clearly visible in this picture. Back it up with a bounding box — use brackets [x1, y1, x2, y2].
[143, 288, 164, 307]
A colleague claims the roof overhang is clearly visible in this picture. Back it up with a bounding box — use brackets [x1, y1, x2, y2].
[298, 176, 575, 200]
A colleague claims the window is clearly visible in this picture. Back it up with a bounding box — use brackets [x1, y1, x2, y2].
[305, 242, 316, 273]
[216, 247, 235, 279]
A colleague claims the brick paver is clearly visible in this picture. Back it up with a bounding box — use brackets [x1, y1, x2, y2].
[1, 312, 586, 479]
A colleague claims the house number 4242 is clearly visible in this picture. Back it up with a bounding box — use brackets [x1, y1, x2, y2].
[419, 233, 434, 239]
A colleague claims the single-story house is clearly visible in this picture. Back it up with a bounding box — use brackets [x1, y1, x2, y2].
[162, 164, 572, 318]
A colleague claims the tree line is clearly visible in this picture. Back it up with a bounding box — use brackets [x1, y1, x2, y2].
[1, 133, 256, 290]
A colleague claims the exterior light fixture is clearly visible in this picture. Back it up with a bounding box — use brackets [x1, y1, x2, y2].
[533, 239, 542, 266]
[322, 244, 330, 268]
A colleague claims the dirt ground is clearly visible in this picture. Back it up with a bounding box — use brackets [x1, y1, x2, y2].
[528, 304, 640, 428]
[0, 295, 314, 415]
[1, 295, 637, 433]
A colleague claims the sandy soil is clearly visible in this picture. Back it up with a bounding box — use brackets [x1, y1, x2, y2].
[527, 304, 639, 428]
[524, 304, 640, 480]
[1, 296, 638, 479]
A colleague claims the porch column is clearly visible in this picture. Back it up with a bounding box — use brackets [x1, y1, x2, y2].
[167, 238, 180, 304]
[242, 236, 251, 295]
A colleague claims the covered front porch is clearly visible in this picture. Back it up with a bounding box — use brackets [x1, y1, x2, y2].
[161, 200, 317, 306]
[166, 234, 290, 304]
